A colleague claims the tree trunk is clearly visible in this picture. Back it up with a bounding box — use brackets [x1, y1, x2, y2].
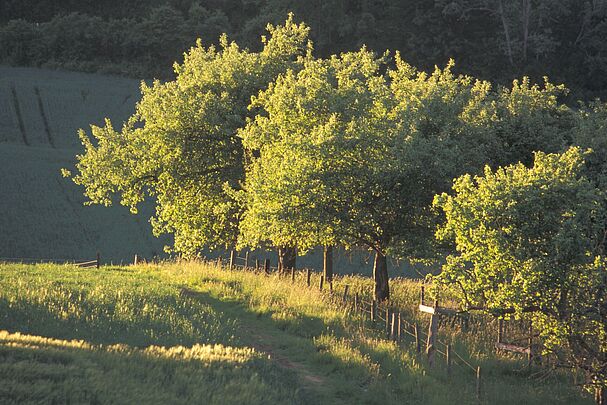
[522, 0, 531, 62]
[373, 250, 389, 302]
[497, 0, 514, 66]
[323, 245, 333, 282]
[597, 386, 605, 405]
[278, 247, 296, 273]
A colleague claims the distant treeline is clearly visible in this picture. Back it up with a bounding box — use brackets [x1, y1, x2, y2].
[1, 0, 607, 100]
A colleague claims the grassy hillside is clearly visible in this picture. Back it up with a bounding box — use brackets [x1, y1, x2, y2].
[0, 66, 140, 148]
[0, 66, 168, 262]
[0, 262, 591, 404]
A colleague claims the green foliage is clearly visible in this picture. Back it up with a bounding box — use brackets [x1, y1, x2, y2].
[70, 16, 311, 255]
[239, 50, 570, 259]
[434, 147, 607, 392]
[571, 101, 607, 190]
[238, 48, 390, 253]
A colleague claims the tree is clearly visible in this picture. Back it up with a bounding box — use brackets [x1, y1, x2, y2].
[238, 46, 572, 300]
[433, 147, 607, 399]
[240, 52, 489, 300]
[238, 48, 397, 298]
[67, 15, 311, 256]
[0, 19, 37, 65]
[572, 101, 607, 190]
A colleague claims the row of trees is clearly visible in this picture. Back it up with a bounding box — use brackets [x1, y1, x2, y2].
[68, 17, 607, 395]
[0, 5, 230, 77]
[2, 0, 607, 99]
[68, 15, 570, 299]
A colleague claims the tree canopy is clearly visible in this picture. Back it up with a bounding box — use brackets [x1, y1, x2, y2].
[433, 147, 607, 394]
[68, 15, 311, 255]
[236, 45, 573, 299]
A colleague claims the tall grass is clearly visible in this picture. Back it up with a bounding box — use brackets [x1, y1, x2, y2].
[158, 260, 591, 404]
[0, 262, 592, 404]
[0, 330, 294, 405]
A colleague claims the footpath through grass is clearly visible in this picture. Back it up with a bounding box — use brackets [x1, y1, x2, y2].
[0, 262, 593, 404]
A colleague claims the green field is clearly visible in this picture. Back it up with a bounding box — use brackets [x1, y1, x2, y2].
[0, 262, 591, 404]
[0, 66, 169, 262]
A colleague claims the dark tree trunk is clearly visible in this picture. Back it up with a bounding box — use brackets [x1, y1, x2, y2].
[373, 250, 389, 302]
[278, 247, 296, 273]
[323, 245, 333, 282]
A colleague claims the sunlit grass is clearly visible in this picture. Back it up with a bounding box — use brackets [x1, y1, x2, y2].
[0, 330, 293, 405]
[0, 263, 236, 347]
[0, 262, 592, 404]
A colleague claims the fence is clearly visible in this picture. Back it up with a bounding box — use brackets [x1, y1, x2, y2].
[217, 249, 485, 401]
[0, 252, 101, 269]
[216, 249, 603, 402]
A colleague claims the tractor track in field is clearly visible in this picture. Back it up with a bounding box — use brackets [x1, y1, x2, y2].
[10, 85, 29, 146]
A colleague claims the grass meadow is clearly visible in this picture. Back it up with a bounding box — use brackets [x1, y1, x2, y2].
[0, 66, 168, 262]
[0, 262, 592, 404]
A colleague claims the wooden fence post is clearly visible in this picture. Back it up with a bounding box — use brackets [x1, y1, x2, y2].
[476, 366, 482, 401]
[245, 251, 249, 269]
[397, 313, 402, 343]
[342, 285, 349, 302]
[291, 267, 295, 283]
[264, 258, 270, 274]
[319, 275, 324, 291]
[498, 318, 504, 344]
[414, 322, 421, 354]
[385, 307, 390, 334]
[133, 254, 138, 266]
[420, 285, 425, 305]
[528, 321, 533, 367]
[229, 250, 235, 270]
[446, 344, 452, 376]
[390, 312, 398, 341]
[354, 293, 359, 311]
[426, 300, 439, 367]
[371, 300, 376, 322]
[595, 386, 605, 405]
[255, 259, 259, 272]
[306, 269, 311, 287]
[96, 252, 100, 269]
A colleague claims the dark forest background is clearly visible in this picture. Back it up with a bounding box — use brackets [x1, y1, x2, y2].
[1, 0, 606, 100]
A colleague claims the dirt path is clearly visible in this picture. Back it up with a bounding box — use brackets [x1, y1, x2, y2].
[246, 328, 325, 386]
[180, 287, 327, 393]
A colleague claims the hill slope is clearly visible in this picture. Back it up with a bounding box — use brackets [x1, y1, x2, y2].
[0, 262, 591, 404]
[0, 66, 168, 262]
